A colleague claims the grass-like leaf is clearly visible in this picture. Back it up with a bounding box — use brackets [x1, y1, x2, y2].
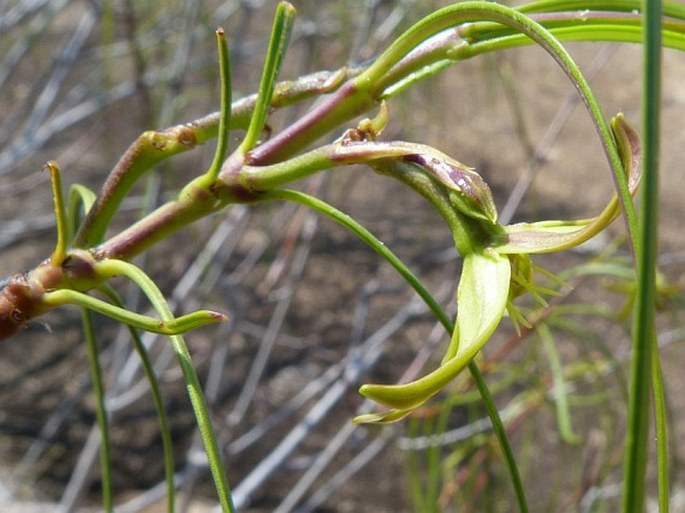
[239, 2, 296, 154]
[623, 0, 664, 511]
[80, 308, 113, 513]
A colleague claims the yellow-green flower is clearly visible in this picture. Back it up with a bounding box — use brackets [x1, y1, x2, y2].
[355, 114, 641, 424]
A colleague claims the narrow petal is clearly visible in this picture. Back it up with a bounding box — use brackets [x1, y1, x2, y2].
[496, 114, 641, 254]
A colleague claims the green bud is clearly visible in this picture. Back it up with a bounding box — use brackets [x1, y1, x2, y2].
[405, 153, 498, 224]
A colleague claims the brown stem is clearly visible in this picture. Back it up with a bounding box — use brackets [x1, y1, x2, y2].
[96, 178, 239, 261]
[0, 250, 98, 340]
[246, 81, 376, 165]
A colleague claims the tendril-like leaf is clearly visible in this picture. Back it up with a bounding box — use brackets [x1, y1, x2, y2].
[240, 1, 296, 154]
[46, 161, 68, 265]
[42, 287, 226, 335]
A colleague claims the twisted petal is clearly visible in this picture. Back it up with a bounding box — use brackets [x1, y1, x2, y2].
[496, 114, 641, 254]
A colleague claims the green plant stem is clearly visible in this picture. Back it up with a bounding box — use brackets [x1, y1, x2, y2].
[99, 176, 227, 260]
[73, 123, 203, 247]
[263, 188, 529, 512]
[99, 285, 177, 513]
[73, 6, 685, 252]
[94, 260, 236, 513]
[518, 0, 684, 18]
[81, 308, 113, 513]
[78, 7, 680, 258]
[623, 0, 662, 511]
[468, 361, 529, 513]
[68, 184, 97, 241]
[461, 23, 685, 54]
[169, 336, 234, 512]
[123, 331, 177, 512]
[262, 190, 449, 325]
[652, 341, 669, 513]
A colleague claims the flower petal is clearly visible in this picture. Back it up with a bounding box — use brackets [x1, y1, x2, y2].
[358, 250, 510, 417]
[496, 114, 641, 254]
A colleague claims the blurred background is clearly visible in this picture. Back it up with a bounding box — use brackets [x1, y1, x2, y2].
[2, 1, 685, 511]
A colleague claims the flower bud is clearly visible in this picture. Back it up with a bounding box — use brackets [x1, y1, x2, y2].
[405, 153, 498, 224]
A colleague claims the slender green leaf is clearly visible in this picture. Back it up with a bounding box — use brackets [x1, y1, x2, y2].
[202, 28, 232, 184]
[42, 288, 226, 335]
[623, 0, 663, 513]
[652, 342, 670, 513]
[46, 161, 68, 265]
[538, 323, 581, 444]
[92, 259, 236, 512]
[99, 285, 177, 513]
[80, 308, 113, 513]
[623, 1, 663, 511]
[239, 2, 296, 154]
